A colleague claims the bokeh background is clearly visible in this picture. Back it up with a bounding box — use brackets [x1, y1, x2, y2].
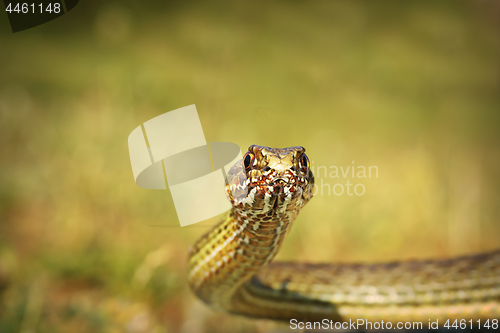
[1, 1, 499, 332]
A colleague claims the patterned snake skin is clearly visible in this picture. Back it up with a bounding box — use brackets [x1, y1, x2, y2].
[187, 145, 500, 323]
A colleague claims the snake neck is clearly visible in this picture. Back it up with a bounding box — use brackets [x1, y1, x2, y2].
[187, 205, 299, 311]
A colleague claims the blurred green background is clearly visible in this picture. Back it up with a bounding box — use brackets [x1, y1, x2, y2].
[1, 1, 499, 332]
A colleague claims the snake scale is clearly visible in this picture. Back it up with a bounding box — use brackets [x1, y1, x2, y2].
[187, 145, 500, 323]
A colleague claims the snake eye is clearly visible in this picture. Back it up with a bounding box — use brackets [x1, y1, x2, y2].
[243, 152, 255, 170]
[299, 154, 310, 170]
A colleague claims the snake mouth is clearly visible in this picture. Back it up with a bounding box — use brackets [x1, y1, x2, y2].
[270, 182, 288, 194]
[270, 178, 288, 185]
[253, 181, 297, 191]
[252, 182, 301, 200]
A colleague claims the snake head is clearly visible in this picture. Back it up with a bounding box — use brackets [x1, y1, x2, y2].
[226, 145, 315, 215]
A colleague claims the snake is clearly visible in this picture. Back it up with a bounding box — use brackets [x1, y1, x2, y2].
[187, 145, 500, 324]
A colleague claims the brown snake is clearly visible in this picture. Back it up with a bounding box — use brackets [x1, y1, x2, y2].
[187, 145, 500, 323]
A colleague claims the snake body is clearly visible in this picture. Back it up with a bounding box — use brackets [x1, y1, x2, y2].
[187, 145, 500, 322]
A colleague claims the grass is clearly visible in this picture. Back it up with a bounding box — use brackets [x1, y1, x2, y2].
[0, 1, 499, 332]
